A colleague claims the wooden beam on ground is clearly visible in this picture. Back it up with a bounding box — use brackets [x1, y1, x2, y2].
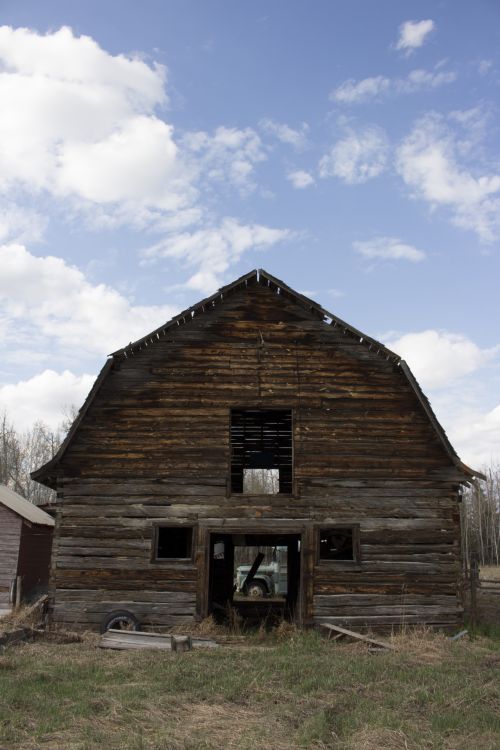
[99, 629, 218, 651]
[320, 622, 395, 651]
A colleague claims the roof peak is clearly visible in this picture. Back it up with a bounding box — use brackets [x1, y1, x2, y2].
[111, 267, 401, 363]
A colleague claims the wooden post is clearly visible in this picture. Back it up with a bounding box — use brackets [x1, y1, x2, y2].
[470, 555, 479, 631]
[15, 575, 22, 609]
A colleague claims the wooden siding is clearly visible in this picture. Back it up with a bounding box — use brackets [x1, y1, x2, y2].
[47, 282, 463, 630]
[0, 504, 21, 608]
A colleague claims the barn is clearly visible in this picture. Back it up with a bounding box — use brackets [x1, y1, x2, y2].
[0, 484, 54, 615]
[32, 269, 479, 632]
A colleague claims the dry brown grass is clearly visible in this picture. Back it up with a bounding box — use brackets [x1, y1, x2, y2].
[347, 727, 412, 750]
[0, 627, 498, 749]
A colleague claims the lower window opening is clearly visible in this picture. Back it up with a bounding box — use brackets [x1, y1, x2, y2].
[155, 526, 193, 560]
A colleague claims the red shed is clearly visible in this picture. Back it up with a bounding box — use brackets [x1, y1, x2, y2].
[0, 484, 54, 613]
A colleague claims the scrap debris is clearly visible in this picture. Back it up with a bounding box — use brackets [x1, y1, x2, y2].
[99, 628, 219, 651]
[320, 622, 395, 651]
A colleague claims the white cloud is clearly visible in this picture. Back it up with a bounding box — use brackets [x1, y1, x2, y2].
[449, 403, 500, 469]
[396, 19, 435, 54]
[0, 369, 95, 431]
[287, 170, 315, 189]
[332, 76, 391, 104]
[478, 59, 493, 76]
[259, 119, 309, 150]
[0, 26, 282, 285]
[384, 330, 496, 390]
[143, 218, 294, 294]
[396, 113, 500, 241]
[0, 24, 204, 234]
[0, 203, 48, 244]
[182, 126, 266, 195]
[0, 244, 177, 355]
[319, 126, 388, 184]
[331, 66, 455, 104]
[353, 237, 426, 263]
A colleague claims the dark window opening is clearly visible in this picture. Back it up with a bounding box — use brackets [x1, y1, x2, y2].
[319, 528, 356, 561]
[231, 409, 293, 494]
[155, 526, 193, 560]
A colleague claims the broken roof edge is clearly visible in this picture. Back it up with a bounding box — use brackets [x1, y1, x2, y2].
[31, 358, 113, 488]
[110, 268, 402, 364]
[399, 361, 485, 482]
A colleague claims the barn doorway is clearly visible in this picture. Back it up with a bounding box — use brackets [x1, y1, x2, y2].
[208, 532, 301, 626]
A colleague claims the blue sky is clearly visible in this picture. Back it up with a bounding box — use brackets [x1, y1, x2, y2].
[0, 0, 499, 467]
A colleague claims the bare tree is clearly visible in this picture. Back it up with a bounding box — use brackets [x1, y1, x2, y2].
[0, 408, 77, 505]
[461, 465, 500, 568]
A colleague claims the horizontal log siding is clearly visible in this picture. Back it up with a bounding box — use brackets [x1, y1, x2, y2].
[50, 283, 462, 629]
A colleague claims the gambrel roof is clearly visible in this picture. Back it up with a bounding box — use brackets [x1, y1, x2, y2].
[32, 268, 482, 486]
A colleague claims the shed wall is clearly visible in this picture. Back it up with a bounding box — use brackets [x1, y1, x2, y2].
[0, 504, 21, 608]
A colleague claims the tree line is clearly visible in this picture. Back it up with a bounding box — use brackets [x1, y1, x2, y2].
[0, 410, 75, 506]
[1, 408, 498, 567]
[461, 465, 500, 568]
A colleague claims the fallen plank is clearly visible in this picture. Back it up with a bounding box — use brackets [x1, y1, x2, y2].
[320, 622, 395, 651]
[99, 629, 218, 651]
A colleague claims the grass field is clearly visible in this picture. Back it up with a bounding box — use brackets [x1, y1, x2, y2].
[0, 628, 499, 750]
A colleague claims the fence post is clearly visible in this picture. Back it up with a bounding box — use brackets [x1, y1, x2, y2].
[470, 555, 479, 631]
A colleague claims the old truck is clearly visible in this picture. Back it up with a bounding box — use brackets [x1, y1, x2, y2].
[235, 547, 287, 597]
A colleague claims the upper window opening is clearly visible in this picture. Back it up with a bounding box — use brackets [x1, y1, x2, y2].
[155, 526, 193, 560]
[231, 409, 293, 494]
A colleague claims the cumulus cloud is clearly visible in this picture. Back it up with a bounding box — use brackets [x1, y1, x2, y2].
[0, 25, 288, 284]
[395, 19, 435, 54]
[143, 218, 294, 294]
[449, 403, 500, 469]
[384, 330, 497, 390]
[319, 126, 388, 184]
[182, 126, 266, 195]
[353, 237, 426, 263]
[0, 244, 178, 355]
[0, 203, 48, 244]
[396, 113, 500, 241]
[331, 66, 455, 104]
[0, 25, 193, 214]
[259, 119, 309, 150]
[287, 170, 315, 189]
[0, 369, 95, 432]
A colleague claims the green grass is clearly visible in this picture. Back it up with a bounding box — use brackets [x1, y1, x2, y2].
[0, 630, 499, 749]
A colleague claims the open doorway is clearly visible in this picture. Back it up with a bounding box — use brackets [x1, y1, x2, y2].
[208, 532, 301, 625]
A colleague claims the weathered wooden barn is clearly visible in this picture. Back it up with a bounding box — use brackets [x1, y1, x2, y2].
[32, 269, 480, 631]
[0, 485, 54, 613]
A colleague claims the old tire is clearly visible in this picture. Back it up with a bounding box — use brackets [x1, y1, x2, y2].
[246, 581, 267, 598]
[100, 609, 140, 634]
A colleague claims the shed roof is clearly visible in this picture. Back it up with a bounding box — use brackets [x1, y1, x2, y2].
[0, 485, 55, 527]
[31, 268, 484, 485]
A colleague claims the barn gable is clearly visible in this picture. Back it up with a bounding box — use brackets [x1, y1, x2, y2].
[33, 268, 476, 488]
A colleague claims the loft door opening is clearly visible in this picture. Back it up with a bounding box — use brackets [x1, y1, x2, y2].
[230, 409, 293, 494]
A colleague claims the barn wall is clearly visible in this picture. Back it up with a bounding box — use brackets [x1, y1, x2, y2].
[51, 477, 461, 629]
[0, 504, 22, 609]
[48, 282, 463, 630]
